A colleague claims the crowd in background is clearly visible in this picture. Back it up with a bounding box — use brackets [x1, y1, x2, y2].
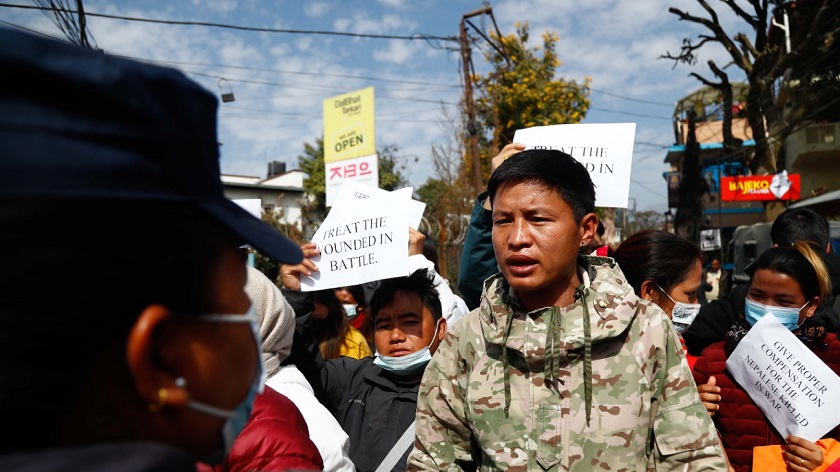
[4, 27, 840, 472]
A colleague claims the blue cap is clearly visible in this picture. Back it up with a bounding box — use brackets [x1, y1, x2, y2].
[0, 28, 302, 263]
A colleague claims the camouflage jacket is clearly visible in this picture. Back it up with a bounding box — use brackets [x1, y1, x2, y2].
[408, 257, 726, 471]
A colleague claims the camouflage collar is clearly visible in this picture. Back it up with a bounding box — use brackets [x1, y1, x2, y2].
[478, 257, 639, 355]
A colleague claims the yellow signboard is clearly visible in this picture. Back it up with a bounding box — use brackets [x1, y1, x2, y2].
[323, 87, 375, 163]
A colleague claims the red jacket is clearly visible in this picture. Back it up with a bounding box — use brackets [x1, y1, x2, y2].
[201, 386, 324, 472]
[693, 333, 840, 472]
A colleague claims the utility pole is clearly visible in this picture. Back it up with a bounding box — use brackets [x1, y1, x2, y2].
[76, 0, 90, 48]
[460, 6, 490, 194]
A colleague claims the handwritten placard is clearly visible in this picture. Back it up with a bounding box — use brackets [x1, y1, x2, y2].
[300, 188, 412, 291]
[512, 123, 636, 208]
[726, 314, 840, 442]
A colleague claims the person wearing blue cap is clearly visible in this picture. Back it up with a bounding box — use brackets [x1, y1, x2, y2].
[0, 28, 303, 471]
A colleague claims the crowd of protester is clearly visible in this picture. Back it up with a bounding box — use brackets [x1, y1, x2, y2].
[4, 27, 840, 472]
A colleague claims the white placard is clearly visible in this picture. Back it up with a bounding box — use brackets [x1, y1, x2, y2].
[301, 192, 410, 292]
[512, 123, 636, 208]
[325, 153, 378, 207]
[335, 180, 425, 229]
[700, 228, 721, 251]
[726, 314, 840, 442]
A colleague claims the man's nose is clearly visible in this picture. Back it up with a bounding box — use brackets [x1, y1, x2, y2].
[389, 327, 406, 342]
[509, 219, 532, 247]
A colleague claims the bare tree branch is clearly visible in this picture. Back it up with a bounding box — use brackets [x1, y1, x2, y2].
[721, 0, 758, 28]
[666, 6, 751, 71]
[689, 72, 718, 87]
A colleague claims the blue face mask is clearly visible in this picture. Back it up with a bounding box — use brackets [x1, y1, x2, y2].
[373, 319, 440, 376]
[185, 305, 264, 461]
[745, 298, 809, 330]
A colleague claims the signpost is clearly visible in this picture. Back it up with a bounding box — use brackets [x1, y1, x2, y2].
[323, 87, 377, 206]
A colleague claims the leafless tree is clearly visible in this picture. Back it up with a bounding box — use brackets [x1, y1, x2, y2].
[663, 0, 839, 174]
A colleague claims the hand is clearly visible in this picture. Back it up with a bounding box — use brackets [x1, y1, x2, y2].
[408, 227, 425, 256]
[491, 143, 526, 173]
[483, 143, 527, 210]
[279, 242, 320, 291]
[697, 376, 721, 416]
[783, 436, 823, 471]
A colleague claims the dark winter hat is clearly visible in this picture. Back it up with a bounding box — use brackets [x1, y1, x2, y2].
[0, 28, 301, 263]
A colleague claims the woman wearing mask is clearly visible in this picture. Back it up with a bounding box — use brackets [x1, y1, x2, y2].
[334, 285, 372, 347]
[693, 242, 840, 472]
[312, 289, 372, 360]
[613, 231, 727, 430]
[613, 230, 704, 365]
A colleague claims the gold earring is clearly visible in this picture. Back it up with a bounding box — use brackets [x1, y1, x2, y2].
[148, 387, 168, 412]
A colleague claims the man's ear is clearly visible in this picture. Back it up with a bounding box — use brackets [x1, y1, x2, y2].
[126, 304, 189, 409]
[430, 317, 448, 355]
[639, 280, 658, 302]
[436, 317, 448, 342]
[579, 213, 599, 246]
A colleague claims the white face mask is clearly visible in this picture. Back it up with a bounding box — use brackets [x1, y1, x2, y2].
[186, 306, 264, 462]
[657, 284, 701, 336]
[342, 304, 358, 320]
[373, 319, 440, 375]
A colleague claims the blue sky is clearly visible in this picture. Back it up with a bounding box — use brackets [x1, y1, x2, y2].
[2, 0, 747, 212]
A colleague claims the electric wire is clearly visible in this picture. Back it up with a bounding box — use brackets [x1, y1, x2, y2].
[0, 2, 458, 41]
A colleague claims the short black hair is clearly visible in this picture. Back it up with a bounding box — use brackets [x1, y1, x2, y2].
[613, 230, 703, 296]
[771, 208, 829, 249]
[487, 149, 595, 222]
[370, 269, 442, 322]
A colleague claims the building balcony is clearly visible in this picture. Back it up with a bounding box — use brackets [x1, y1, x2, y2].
[784, 122, 840, 168]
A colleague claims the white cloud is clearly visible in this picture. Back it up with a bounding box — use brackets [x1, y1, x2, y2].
[373, 40, 421, 64]
[190, 0, 238, 13]
[305, 2, 331, 17]
[332, 12, 417, 35]
[376, 0, 409, 8]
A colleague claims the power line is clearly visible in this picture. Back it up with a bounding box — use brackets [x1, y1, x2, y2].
[590, 88, 673, 107]
[635, 140, 671, 148]
[630, 178, 667, 198]
[187, 70, 459, 105]
[0, 19, 63, 39]
[136, 58, 460, 89]
[589, 106, 672, 121]
[0, 2, 458, 41]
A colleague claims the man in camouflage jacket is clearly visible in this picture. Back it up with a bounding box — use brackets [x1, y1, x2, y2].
[407, 148, 725, 471]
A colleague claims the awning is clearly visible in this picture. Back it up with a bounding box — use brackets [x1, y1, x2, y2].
[789, 189, 840, 215]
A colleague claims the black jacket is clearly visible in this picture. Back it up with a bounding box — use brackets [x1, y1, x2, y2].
[284, 288, 419, 472]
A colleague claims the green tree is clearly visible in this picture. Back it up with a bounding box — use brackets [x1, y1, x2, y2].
[476, 23, 591, 154]
[297, 139, 409, 236]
